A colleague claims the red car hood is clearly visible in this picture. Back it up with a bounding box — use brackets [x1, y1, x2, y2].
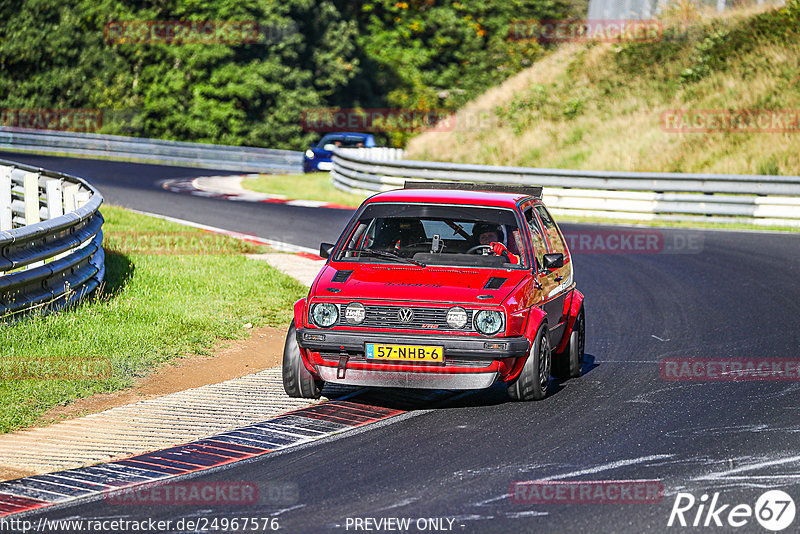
[312, 263, 527, 305]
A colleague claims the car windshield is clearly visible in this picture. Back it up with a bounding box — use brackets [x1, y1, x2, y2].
[335, 203, 527, 269]
[318, 134, 366, 148]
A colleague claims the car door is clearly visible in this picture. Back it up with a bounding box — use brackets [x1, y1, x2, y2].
[533, 204, 573, 346]
[522, 204, 558, 328]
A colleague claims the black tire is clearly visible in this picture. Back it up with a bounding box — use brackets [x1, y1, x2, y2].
[507, 324, 551, 401]
[282, 322, 324, 399]
[552, 307, 585, 379]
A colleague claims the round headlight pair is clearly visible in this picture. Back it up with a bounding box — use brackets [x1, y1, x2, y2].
[474, 310, 503, 336]
[311, 303, 338, 328]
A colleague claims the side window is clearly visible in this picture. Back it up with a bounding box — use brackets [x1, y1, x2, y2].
[340, 220, 370, 258]
[524, 207, 546, 269]
[534, 205, 567, 255]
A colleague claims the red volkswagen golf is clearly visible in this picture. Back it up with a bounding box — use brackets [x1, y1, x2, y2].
[283, 182, 585, 401]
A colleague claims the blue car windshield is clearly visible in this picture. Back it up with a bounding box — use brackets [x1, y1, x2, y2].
[318, 134, 367, 148]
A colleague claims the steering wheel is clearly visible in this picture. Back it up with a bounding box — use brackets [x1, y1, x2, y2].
[466, 244, 494, 255]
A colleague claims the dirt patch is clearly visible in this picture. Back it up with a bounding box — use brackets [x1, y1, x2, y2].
[0, 465, 36, 481]
[40, 326, 287, 425]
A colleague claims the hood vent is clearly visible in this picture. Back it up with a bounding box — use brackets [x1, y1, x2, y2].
[332, 270, 353, 283]
[484, 277, 507, 290]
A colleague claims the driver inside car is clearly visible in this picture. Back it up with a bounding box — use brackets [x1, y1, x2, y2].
[472, 223, 520, 264]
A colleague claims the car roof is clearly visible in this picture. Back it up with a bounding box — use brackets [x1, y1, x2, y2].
[364, 188, 539, 209]
[321, 132, 372, 138]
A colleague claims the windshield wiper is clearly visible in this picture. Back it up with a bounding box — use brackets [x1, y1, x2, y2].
[352, 249, 426, 267]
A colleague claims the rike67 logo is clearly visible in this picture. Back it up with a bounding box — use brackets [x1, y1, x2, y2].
[668, 490, 796, 531]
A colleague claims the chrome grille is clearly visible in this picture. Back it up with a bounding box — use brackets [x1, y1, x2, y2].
[336, 305, 475, 332]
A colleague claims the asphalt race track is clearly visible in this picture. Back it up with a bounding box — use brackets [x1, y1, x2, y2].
[0, 152, 352, 250]
[6, 152, 800, 532]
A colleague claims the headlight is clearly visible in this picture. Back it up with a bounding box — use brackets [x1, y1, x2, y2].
[305, 149, 315, 159]
[311, 303, 338, 328]
[344, 302, 365, 324]
[474, 310, 503, 335]
[446, 306, 468, 329]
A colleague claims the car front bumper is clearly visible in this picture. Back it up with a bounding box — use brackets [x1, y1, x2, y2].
[297, 328, 530, 389]
[315, 366, 500, 389]
[303, 157, 332, 173]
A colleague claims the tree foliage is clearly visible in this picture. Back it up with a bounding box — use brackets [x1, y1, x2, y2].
[0, 0, 573, 148]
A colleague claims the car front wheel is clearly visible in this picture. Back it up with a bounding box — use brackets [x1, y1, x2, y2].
[282, 322, 324, 399]
[507, 324, 551, 401]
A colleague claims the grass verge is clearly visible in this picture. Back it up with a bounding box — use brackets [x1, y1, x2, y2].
[0, 205, 307, 434]
[406, 3, 800, 176]
[242, 172, 367, 207]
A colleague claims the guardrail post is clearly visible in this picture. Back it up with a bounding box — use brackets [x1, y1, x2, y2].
[0, 166, 11, 231]
[23, 172, 40, 225]
[75, 191, 91, 209]
[63, 184, 78, 213]
[45, 179, 63, 219]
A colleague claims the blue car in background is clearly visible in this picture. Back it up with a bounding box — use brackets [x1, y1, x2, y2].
[303, 132, 376, 173]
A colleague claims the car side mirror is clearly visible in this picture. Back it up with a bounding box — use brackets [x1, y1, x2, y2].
[323, 143, 337, 151]
[542, 253, 564, 270]
[320, 243, 335, 259]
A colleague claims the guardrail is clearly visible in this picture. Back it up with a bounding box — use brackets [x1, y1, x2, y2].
[0, 159, 104, 317]
[0, 128, 303, 174]
[331, 148, 800, 226]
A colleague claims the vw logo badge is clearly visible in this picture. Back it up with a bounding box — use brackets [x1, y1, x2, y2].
[397, 308, 414, 323]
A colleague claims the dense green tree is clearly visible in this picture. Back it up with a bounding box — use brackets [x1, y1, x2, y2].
[0, 0, 574, 148]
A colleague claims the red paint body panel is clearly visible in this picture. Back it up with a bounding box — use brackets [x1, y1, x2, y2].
[554, 289, 585, 354]
[314, 263, 529, 306]
[293, 298, 307, 329]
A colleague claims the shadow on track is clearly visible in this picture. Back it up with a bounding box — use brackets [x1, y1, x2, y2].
[316, 352, 601, 413]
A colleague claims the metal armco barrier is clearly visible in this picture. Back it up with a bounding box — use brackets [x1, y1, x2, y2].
[331, 148, 800, 226]
[0, 128, 303, 174]
[0, 159, 104, 317]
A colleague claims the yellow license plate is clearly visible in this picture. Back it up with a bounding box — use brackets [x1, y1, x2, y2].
[365, 343, 444, 364]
